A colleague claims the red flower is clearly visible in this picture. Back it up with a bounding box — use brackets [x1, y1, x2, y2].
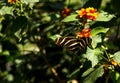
[76, 28, 91, 38]
[61, 7, 71, 17]
[8, 0, 20, 4]
[76, 7, 98, 21]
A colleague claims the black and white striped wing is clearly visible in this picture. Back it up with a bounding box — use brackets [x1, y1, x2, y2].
[55, 36, 92, 52]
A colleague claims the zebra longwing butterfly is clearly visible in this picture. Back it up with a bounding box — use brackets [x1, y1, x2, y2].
[55, 36, 92, 52]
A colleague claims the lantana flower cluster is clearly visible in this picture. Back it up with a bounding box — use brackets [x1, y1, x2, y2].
[8, 0, 18, 4]
[61, 7, 71, 17]
[76, 28, 91, 38]
[76, 7, 98, 21]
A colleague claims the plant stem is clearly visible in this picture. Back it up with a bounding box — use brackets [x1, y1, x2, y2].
[104, 50, 110, 61]
[101, 45, 110, 61]
[19, 0, 23, 15]
[100, 54, 109, 62]
[105, 75, 109, 83]
[41, 48, 63, 83]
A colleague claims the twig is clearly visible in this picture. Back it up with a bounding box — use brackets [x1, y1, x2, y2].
[41, 48, 64, 83]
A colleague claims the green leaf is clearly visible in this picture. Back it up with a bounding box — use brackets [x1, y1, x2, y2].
[14, 28, 22, 41]
[81, 66, 104, 83]
[62, 14, 78, 22]
[94, 48, 104, 59]
[96, 11, 115, 22]
[0, 6, 13, 15]
[82, 67, 94, 77]
[110, 71, 120, 83]
[49, 34, 61, 41]
[44, 24, 56, 32]
[21, 0, 39, 3]
[5, 74, 14, 82]
[17, 42, 39, 53]
[91, 35, 102, 48]
[91, 27, 109, 36]
[41, 13, 51, 22]
[113, 51, 120, 64]
[83, 47, 103, 67]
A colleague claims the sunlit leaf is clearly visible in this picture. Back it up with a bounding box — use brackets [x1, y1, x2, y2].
[91, 27, 109, 36]
[21, 0, 39, 3]
[14, 29, 22, 41]
[49, 34, 61, 41]
[17, 43, 39, 55]
[2, 50, 10, 56]
[0, 6, 13, 15]
[91, 35, 102, 48]
[62, 14, 78, 22]
[83, 47, 104, 67]
[5, 74, 14, 82]
[96, 11, 115, 22]
[113, 51, 120, 64]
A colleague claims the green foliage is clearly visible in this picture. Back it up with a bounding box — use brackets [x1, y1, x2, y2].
[110, 71, 120, 83]
[82, 66, 104, 83]
[91, 35, 102, 48]
[81, 66, 104, 83]
[0, 0, 120, 83]
[82, 47, 104, 67]
[62, 14, 78, 22]
[113, 52, 120, 64]
[96, 11, 115, 22]
[91, 27, 109, 36]
[0, 6, 13, 15]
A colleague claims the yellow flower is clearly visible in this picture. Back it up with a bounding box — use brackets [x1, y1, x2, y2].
[77, 8, 86, 18]
[86, 7, 96, 13]
[77, 7, 98, 20]
[8, 0, 17, 4]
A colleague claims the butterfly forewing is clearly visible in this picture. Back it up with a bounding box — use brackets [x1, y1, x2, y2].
[55, 36, 92, 52]
[55, 37, 76, 46]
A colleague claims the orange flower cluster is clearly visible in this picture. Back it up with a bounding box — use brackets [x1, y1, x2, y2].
[77, 7, 98, 20]
[103, 59, 119, 73]
[111, 60, 119, 67]
[61, 7, 71, 17]
[8, 0, 17, 4]
[76, 28, 91, 38]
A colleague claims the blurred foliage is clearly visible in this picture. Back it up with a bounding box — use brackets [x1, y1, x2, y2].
[0, 0, 120, 83]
